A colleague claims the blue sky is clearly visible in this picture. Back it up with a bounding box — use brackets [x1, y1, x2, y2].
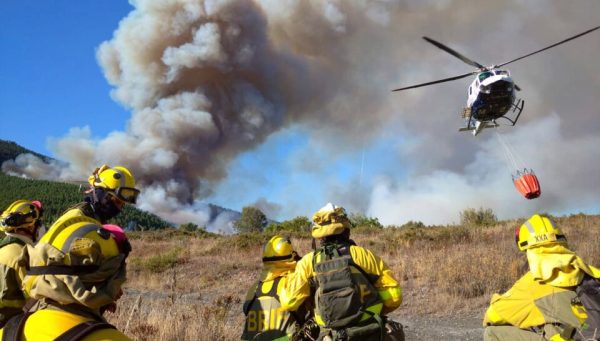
[1, 1, 598, 227]
[0, 1, 133, 153]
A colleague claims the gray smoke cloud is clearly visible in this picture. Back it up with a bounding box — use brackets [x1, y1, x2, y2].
[3, 0, 599, 228]
[369, 114, 600, 225]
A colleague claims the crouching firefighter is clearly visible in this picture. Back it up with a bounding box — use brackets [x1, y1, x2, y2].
[242, 236, 316, 341]
[483, 214, 600, 341]
[0, 164, 139, 341]
[280, 203, 404, 341]
[0, 200, 44, 327]
[0, 221, 133, 341]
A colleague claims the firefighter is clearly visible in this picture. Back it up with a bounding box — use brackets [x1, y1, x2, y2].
[0, 165, 139, 340]
[0, 200, 44, 326]
[483, 214, 600, 341]
[241, 235, 315, 341]
[280, 203, 404, 341]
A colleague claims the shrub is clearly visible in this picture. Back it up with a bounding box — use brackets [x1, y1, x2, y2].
[460, 207, 498, 226]
[134, 247, 182, 273]
[180, 222, 199, 232]
[399, 220, 426, 229]
[349, 212, 383, 229]
[220, 233, 270, 250]
[264, 216, 311, 233]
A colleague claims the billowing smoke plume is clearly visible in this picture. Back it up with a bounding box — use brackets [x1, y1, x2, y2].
[3, 0, 599, 228]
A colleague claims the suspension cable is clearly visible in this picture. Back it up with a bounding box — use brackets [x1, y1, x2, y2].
[495, 130, 519, 171]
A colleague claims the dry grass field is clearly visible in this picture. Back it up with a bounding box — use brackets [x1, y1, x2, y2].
[105, 214, 600, 340]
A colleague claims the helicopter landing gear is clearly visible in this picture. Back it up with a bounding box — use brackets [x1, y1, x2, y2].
[500, 98, 524, 126]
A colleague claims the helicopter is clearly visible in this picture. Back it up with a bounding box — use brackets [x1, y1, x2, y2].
[393, 25, 600, 136]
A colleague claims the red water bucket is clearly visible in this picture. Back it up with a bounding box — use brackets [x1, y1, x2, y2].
[513, 169, 541, 199]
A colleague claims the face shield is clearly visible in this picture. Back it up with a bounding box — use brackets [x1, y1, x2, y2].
[114, 187, 140, 204]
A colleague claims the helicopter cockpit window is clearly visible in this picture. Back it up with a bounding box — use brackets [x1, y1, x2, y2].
[478, 71, 493, 81]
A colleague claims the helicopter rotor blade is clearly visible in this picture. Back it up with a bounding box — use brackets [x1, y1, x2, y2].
[423, 36, 485, 69]
[392, 71, 475, 92]
[496, 25, 600, 68]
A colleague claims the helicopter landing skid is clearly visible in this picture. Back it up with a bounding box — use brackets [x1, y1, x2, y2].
[459, 120, 499, 135]
[499, 98, 524, 126]
[458, 107, 498, 136]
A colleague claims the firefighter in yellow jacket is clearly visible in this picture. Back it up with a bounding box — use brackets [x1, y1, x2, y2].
[280, 203, 404, 341]
[241, 235, 314, 340]
[0, 200, 44, 327]
[0, 165, 140, 341]
[483, 214, 600, 341]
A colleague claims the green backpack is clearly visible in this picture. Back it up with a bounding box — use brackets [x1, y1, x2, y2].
[313, 243, 383, 337]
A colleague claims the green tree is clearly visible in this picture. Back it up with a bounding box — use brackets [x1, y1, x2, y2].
[460, 207, 497, 226]
[234, 206, 267, 233]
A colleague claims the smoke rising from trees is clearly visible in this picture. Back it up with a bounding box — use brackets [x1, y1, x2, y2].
[3, 0, 599, 227]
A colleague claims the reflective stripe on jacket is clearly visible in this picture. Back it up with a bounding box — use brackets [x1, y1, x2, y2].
[280, 245, 402, 316]
[484, 272, 586, 332]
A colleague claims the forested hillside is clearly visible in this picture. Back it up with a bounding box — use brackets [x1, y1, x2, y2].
[0, 139, 49, 164]
[0, 172, 171, 229]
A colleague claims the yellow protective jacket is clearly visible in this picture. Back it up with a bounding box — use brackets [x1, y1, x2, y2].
[280, 245, 402, 318]
[526, 244, 600, 287]
[0, 309, 131, 341]
[484, 244, 600, 336]
[484, 272, 585, 330]
[241, 262, 302, 341]
[0, 235, 32, 326]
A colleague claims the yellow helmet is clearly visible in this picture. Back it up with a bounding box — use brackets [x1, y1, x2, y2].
[88, 165, 140, 204]
[516, 214, 567, 251]
[262, 235, 295, 262]
[0, 200, 43, 233]
[311, 203, 351, 239]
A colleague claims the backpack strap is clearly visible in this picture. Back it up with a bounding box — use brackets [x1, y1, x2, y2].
[27, 264, 100, 276]
[337, 245, 380, 285]
[243, 280, 262, 315]
[1, 312, 33, 341]
[243, 277, 283, 315]
[267, 277, 283, 300]
[54, 320, 116, 341]
[0, 237, 26, 249]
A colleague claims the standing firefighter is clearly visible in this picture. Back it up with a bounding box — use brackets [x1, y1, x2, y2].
[281, 203, 404, 341]
[484, 214, 600, 341]
[0, 165, 139, 340]
[242, 235, 314, 341]
[0, 200, 44, 327]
